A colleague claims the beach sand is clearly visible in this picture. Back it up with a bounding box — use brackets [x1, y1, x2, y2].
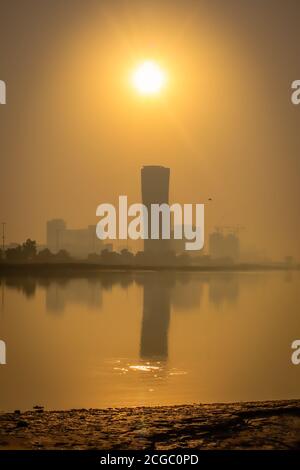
[0, 400, 299, 450]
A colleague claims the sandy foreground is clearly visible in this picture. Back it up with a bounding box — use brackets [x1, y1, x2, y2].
[0, 400, 300, 450]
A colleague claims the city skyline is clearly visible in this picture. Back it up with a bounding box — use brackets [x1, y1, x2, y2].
[43, 164, 244, 263]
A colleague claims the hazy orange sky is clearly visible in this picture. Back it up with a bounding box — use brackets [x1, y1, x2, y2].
[0, 0, 299, 259]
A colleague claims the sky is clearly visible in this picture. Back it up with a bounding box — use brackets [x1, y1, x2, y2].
[0, 0, 299, 259]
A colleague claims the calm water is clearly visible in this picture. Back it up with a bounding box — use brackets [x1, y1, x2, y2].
[0, 271, 299, 411]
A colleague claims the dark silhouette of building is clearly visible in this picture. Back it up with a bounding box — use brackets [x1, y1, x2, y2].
[46, 219, 104, 258]
[47, 219, 66, 253]
[209, 230, 240, 263]
[141, 165, 170, 254]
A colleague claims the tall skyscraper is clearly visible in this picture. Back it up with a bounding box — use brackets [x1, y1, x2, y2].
[141, 165, 170, 253]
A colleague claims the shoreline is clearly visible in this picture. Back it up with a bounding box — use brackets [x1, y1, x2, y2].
[1, 399, 300, 450]
[0, 262, 298, 274]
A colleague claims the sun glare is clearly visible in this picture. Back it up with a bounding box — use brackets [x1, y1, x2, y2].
[132, 60, 167, 95]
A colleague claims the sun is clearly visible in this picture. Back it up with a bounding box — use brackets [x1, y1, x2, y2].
[131, 60, 167, 95]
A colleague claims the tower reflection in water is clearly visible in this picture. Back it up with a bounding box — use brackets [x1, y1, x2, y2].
[140, 276, 171, 361]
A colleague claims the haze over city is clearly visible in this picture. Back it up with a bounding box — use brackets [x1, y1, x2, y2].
[0, 0, 300, 261]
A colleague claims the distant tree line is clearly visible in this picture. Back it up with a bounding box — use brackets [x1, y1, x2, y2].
[0, 239, 200, 266]
[0, 239, 244, 267]
[2, 239, 71, 263]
